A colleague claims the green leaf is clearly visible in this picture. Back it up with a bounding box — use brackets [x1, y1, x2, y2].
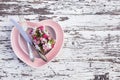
[48, 39, 55, 44]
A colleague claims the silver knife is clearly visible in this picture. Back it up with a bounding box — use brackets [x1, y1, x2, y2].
[10, 19, 47, 62]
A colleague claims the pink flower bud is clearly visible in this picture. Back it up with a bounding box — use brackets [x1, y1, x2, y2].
[38, 26, 44, 31]
[43, 34, 48, 39]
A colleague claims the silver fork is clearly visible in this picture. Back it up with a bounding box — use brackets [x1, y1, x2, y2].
[19, 16, 35, 62]
[27, 42, 34, 62]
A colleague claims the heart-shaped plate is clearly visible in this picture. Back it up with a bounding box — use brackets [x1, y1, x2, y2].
[11, 20, 64, 68]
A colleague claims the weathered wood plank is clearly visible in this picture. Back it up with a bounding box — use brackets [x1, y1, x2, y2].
[1, 15, 120, 31]
[0, 0, 120, 15]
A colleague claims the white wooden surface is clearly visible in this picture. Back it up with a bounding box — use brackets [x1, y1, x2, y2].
[0, 0, 120, 80]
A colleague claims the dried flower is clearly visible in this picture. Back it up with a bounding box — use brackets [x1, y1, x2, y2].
[30, 25, 55, 54]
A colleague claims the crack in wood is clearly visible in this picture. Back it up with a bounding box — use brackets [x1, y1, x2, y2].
[1, 58, 14, 61]
[44, 73, 70, 78]
[94, 73, 109, 80]
[21, 73, 32, 76]
[59, 17, 69, 21]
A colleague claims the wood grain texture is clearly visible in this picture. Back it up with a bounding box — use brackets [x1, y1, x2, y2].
[0, 0, 120, 15]
[0, 0, 120, 80]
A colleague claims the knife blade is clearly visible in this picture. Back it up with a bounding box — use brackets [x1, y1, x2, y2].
[10, 19, 47, 62]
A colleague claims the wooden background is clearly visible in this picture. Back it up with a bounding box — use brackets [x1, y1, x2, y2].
[0, 0, 120, 80]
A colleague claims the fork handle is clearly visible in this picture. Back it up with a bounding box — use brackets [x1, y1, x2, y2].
[27, 42, 34, 62]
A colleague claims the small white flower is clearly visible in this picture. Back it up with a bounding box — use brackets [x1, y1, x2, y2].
[48, 43, 52, 49]
[41, 38, 47, 44]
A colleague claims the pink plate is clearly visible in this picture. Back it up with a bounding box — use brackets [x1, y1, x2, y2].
[11, 20, 64, 68]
